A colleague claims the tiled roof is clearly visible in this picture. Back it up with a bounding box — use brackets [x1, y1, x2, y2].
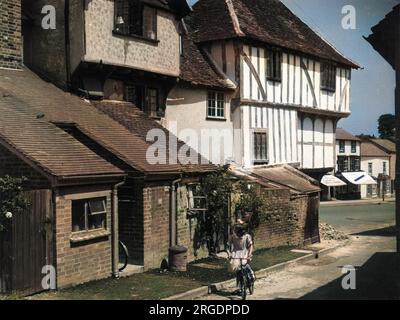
[187, 0, 359, 69]
[180, 32, 236, 89]
[370, 139, 396, 153]
[361, 141, 391, 157]
[0, 68, 215, 176]
[336, 128, 361, 141]
[233, 164, 321, 194]
[92, 100, 216, 173]
[0, 87, 123, 180]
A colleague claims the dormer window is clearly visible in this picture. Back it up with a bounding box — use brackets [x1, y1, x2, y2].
[114, 0, 157, 41]
[266, 50, 282, 82]
[321, 63, 336, 92]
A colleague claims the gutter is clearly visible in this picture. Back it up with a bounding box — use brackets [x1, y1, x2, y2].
[170, 177, 182, 247]
[112, 178, 126, 278]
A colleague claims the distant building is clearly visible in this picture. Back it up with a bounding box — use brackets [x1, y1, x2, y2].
[360, 139, 393, 199]
[336, 128, 361, 173]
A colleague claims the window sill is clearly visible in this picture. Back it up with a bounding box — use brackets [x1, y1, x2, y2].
[70, 229, 110, 244]
[112, 30, 159, 44]
[267, 77, 282, 83]
[320, 87, 336, 93]
[206, 117, 227, 122]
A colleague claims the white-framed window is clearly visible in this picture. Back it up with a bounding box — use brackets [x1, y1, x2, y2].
[72, 198, 107, 232]
[187, 184, 207, 213]
[383, 162, 387, 175]
[207, 91, 225, 119]
[351, 141, 357, 153]
[339, 140, 345, 153]
[368, 162, 373, 175]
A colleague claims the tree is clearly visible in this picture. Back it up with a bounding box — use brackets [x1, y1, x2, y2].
[0, 175, 30, 231]
[378, 114, 396, 139]
[193, 169, 264, 256]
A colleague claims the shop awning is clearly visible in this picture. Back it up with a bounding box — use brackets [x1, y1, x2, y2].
[321, 175, 347, 187]
[341, 172, 377, 185]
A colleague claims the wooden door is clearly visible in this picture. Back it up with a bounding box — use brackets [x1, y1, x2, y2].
[305, 194, 320, 244]
[4, 190, 53, 295]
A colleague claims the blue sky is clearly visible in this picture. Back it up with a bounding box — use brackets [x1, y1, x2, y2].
[188, 0, 398, 136]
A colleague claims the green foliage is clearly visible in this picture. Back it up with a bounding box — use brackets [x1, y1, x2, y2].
[193, 169, 265, 256]
[235, 181, 264, 235]
[193, 169, 233, 255]
[0, 175, 30, 231]
[378, 114, 395, 139]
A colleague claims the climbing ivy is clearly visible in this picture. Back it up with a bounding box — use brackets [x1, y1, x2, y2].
[0, 175, 30, 231]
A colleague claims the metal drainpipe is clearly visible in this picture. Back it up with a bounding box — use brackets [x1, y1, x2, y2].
[112, 179, 126, 278]
[170, 178, 181, 247]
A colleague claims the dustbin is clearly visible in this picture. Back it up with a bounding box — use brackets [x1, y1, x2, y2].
[168, 245, 188, 272]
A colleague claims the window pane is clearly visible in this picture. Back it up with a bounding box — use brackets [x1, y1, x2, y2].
[88, 198, 106, 215]
[72, 200, 86, 232]
[88, 214, 106, 230]
[143, 6, 157, 39]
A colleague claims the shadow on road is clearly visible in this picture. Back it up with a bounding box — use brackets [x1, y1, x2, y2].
[300, 252, 400, 300]
[351, 226, 396, 237]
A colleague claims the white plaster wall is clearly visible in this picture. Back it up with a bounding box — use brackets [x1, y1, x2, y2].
[360, 157, 391, 198]
[165, 87, 234, 165]
[336, 140, 361, 157]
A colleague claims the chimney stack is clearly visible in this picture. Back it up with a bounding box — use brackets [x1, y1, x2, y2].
[0, 0, 22, 69]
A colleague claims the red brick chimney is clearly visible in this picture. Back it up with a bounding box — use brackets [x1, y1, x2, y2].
[0, 0, 22, 69]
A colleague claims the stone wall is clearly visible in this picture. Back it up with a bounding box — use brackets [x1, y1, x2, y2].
[0, 0, 22, 69]
[84, 0, 180, 77]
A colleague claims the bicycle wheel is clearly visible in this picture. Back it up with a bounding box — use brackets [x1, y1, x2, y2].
[249, 280, 254, 295]
[241, 275, 247, 300]
[118, 240, 129, 272]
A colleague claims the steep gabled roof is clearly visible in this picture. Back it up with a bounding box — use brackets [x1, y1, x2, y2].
[180, 32, 236, 90]
[0, 68, 215, 176]
[187, 0, 359, 69]
[336, 128, 361, 142]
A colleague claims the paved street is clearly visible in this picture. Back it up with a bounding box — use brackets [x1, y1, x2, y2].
[201, 203, 399, 300]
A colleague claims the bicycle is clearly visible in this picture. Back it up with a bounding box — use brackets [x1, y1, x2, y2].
[219, 250, 255, 300]
[232, 257, 255, 300]
[118, 240, 129, 272]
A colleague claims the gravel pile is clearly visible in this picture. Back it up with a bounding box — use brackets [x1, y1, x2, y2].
[319, 223, 349, 241]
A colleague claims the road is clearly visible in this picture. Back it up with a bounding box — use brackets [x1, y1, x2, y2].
[201, 202, 399, 300]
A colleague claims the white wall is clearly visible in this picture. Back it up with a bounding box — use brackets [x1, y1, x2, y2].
[164, 87, 234, 165]
[360, 157, 391, 198]
[297, 117, 335, 170]
[336, 140, 361, 157]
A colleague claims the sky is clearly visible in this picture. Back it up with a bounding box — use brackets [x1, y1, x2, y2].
[188, 0, 398, 136]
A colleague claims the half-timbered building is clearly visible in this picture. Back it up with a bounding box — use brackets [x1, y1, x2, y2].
[164, 0, 360, 182]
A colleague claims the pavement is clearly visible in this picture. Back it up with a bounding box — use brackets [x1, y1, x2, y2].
[198, 202, 398, 300]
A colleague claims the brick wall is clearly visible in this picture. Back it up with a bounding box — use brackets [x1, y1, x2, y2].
[119, 180, 171, 270]
[55, 186, 113, 288]
[0, 144, 50, 189]
[252, 188, 310, 249]
[142, 182, 170, 269]
[0, 0, 22, 69]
